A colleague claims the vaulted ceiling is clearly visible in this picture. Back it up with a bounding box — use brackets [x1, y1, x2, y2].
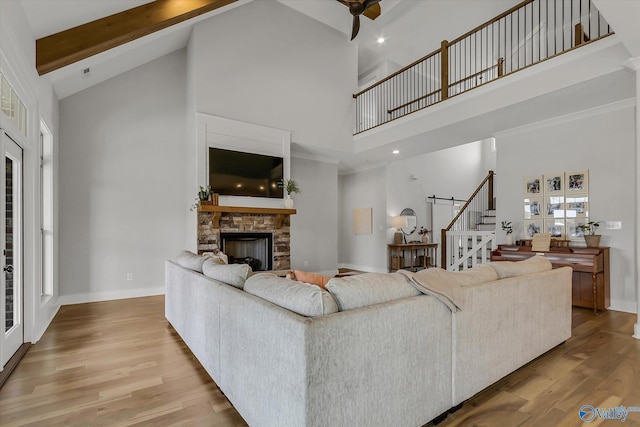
[19, 0, 524, 99]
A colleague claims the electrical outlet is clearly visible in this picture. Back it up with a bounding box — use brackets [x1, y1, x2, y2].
[127, 273, 133, 281]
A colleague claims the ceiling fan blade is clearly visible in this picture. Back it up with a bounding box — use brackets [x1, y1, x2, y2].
[350, 15, 360, 41]
[363, 2, 381, 20]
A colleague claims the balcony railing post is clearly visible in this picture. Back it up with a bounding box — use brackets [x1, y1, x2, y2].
[440, 40, 449, 101]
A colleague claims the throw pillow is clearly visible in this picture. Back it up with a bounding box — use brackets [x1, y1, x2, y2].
[244, 273, 339, 317]
[291, 270, 331, 290]
[202, 259, 252, 289]
[325, 273, 420, 311]
[490, 255, 552, 279]
[175, 250, 207, 272]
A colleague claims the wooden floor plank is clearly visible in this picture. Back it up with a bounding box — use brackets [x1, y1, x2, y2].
[1, 297, 640, 426]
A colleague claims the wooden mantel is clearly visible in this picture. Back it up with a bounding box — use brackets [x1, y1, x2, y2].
[198, 205, 296, 229]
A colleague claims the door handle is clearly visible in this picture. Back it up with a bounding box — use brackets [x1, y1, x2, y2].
[4, 265, 13, 273]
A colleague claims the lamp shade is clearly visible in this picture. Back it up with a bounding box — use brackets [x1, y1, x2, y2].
[391, 216, 409, 229]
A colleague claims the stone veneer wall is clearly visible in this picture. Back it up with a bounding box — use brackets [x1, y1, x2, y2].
[198, 211, 291, 270]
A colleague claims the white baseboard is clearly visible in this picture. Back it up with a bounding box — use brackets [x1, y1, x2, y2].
[57, 287, 165, 306]
[608, 299, 638, 314]
[33, 304, 60, 343]
[337, 263, 387, 274]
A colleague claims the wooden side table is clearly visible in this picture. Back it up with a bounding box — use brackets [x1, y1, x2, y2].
[388, 243, 438, 272]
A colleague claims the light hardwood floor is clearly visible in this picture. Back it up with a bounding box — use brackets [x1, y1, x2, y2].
[1, 296, 639, 426]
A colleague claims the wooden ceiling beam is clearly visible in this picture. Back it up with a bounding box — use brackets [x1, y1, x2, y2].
[36, 0, 237, 75]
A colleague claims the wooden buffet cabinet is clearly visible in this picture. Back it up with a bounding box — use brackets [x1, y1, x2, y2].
[491, 245, 610, 314]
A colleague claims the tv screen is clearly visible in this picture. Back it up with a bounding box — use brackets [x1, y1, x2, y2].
[209, 148, 284, 198]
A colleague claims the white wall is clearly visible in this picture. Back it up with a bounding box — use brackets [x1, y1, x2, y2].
[189, 0, 356, 153]
[1, 0, 60, 342]
[339, 166, 388, 273]
[496, 101, 636, 312]
[339, 140, 493, 272]
[290, 157, 339, 275]
[58, 49, 187, 303]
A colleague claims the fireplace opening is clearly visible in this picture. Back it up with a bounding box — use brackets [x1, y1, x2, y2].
[221, 232, 273, 271]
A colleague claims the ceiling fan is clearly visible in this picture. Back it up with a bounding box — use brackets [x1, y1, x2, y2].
[337, 0, 382, 41]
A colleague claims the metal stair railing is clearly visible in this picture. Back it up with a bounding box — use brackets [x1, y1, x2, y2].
[441, 171, 496, 271]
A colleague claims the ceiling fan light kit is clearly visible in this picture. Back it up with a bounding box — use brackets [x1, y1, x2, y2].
[337, 0, 381, 41]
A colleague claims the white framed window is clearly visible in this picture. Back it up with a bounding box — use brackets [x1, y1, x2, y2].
[40, 121, 53, 298]
[0, 71, 27, 137]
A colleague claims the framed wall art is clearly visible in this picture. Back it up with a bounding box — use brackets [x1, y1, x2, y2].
[524, 220, 543, 238]
[566, 170, 589, 193]
[522, 169, 590, 241]
[524, 197, 543, 219]
[543, 173, 563, 194]
[544, 218, 565, 238]
[544, 196, 564, 218]
[565, 195, 589, 218]
[523, 175, 543, 195]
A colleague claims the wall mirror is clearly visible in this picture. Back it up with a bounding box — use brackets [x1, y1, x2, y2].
[400, 208, 417, 236]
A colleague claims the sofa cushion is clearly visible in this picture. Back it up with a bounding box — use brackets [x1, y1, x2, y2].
[325, 273, 420, 311]
[291, 270, 331, 290]
[244, 273, 339, 317]
[175, 250, 208, 272]
[202, 258, 252, 289]
[490, 255, 552, 279]
[400, 265, 497, 312]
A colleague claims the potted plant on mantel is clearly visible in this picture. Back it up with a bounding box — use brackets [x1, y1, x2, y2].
[190, 185, 212, 211]
[578, 221, 602, 247]
[279, 178, 301, 209]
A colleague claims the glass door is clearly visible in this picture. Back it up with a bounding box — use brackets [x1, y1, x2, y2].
[0, 131, 22, 368]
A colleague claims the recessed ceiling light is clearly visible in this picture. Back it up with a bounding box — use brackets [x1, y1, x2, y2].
[377, 37, 385, 44]
[392, 149, 399, 154]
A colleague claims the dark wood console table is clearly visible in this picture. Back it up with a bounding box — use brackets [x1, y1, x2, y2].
[388, 243, 438, 272]
[491, 245, 610, 314]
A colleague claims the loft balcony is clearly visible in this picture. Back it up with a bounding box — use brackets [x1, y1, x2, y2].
[353, 0, 614, 136]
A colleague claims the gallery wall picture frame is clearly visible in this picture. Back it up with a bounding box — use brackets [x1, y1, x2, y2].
[566, 218, 588, 241]
[524, 219, 543, 238]
[566, 170, 589, 193]
[524, 197, 543, 220]
[544, 218, 565, 238]
[543, 173, 563, 194]
[523, 175, 543, 195]
[544, 196, 565, 218]
[565, 195, 589, 218]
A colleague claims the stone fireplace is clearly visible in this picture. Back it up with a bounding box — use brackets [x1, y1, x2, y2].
[197, 206, 295, 270]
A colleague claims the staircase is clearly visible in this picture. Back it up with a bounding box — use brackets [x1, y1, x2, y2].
[441, 171, 496, 271]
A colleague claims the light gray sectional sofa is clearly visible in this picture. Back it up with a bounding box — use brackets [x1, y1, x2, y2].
[165, 252, 572, 427]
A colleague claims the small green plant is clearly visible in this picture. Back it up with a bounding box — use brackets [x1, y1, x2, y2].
[578, 221, 602, 235]
[501, 220, 513, 234]
[278, 179, 301, 196]
[190, 185, 212, 211]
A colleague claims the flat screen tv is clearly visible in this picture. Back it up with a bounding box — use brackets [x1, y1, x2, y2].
[209, 147, 284, 198]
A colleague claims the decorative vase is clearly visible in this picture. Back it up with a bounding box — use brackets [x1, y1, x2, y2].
[421, 234, 429, 243]
[284, 195, 294, 209]
[506, 233, 514, 245]
[584, 235, 601, 247]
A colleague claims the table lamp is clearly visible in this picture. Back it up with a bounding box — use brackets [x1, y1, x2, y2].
[391, 216, 408, 244]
